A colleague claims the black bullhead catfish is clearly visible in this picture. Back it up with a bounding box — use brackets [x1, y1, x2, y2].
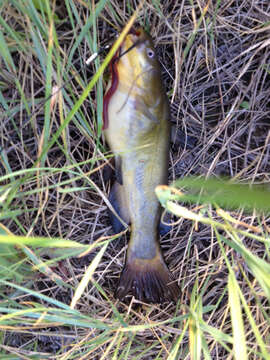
[103, 28, 179, 303]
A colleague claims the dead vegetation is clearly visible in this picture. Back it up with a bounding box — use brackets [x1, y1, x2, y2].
[0, 0, 270, 358]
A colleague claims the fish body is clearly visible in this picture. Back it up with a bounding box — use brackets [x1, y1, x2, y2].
[104, 28, 179, 303]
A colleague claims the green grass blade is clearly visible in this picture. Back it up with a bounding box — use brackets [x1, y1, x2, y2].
[157, 178, 270, 212]
[228, 272, 247, 360]
[70, 243, 108, 309]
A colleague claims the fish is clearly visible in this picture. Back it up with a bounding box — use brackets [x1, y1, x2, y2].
[103, 28, 180, 303]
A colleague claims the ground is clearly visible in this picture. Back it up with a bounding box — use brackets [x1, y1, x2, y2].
[0, 1, 270, 359]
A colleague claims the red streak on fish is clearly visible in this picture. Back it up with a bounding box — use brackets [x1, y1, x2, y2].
[102, 52, 119, 130]
[102, 29, 140, 130]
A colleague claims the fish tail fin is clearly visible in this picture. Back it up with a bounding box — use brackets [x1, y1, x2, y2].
[115, 251, 180, 303]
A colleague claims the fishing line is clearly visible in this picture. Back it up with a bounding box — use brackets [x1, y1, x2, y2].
[4, 33, 137, 127]
[0, 35, 117, 154]
[1, 33, 140, 157]
[24, 43, 111, 121]
[115, 39, 142, 62]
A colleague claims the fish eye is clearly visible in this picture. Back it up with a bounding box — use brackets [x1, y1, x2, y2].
[146, 48, 155, 58]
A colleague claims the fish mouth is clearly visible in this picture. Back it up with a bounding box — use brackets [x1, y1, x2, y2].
[118, 28, 144, 60]
[127, 27, 144, 46]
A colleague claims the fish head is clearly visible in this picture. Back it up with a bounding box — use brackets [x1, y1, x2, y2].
[117, 28, 162, 94]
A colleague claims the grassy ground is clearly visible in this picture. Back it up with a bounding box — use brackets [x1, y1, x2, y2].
[1, 0, 270, 358]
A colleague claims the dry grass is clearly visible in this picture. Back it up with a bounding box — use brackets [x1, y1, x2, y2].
[0, 0, 270, 358]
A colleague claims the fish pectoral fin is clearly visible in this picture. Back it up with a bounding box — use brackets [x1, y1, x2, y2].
[135, 99, 159, 124]
[159, 212, 173, 236]
[171, 125, 197, 149]
[159, 221, 172, 237]
[102, 160, 114, 182]
[115, 155, 123, 185]
[108, 181, 130, 233]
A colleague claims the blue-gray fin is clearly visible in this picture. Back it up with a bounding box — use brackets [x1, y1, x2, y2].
[159, 221, 172, 236]
[108, 181, 130, 233]
[171, 125, 197, 150]
[103, 162, 114, 182]
[115, 155, 123, 185]
[108, 180, 172, 236]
